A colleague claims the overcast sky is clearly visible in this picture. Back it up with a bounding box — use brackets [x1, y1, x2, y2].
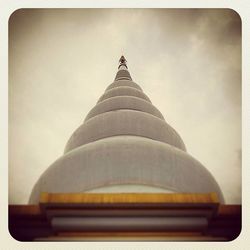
[9, 8, 241, 204]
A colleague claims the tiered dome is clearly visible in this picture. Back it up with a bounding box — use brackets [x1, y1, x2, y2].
[29, 56, 224, 204]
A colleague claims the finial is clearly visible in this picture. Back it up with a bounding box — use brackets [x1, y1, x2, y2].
[118, 55, 128, 69]
[119, 55, 126, 64]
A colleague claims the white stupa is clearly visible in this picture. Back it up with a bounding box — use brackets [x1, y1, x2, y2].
[29, 56, 224, 204]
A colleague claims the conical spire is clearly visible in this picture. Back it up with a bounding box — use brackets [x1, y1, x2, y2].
[29, 57, 225, 204]
[115, 55, 132, 81]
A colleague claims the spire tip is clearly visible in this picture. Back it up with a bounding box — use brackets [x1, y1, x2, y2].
[118, 55, 127, 69]
[119, 55, 126, 63]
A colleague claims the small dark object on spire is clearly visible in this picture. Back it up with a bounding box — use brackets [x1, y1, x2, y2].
[118, 55, 127, 69]
[119, 55, 127, 64]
